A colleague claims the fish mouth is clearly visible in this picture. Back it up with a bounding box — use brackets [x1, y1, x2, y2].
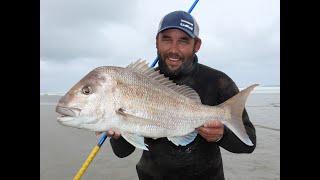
[56, 106, 81, 122]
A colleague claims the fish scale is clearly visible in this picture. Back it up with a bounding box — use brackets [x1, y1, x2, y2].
[56, 59, 258, 150]
[115, 83, 202, 128]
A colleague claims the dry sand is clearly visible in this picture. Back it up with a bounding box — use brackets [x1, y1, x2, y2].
[40, 93, 280, 180]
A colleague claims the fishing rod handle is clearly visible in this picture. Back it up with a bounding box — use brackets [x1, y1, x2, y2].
[73, 145, 101, 180]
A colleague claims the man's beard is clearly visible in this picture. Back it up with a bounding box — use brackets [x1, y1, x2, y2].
[157, 51, 195, 78]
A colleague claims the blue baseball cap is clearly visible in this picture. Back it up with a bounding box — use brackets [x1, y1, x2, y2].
[157, 10, 199, 38]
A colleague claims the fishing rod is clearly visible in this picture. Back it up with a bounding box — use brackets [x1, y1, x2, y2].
[73, 132, 107, 180]
[72, 1, 200, 179]
[150, 0, 200, 67]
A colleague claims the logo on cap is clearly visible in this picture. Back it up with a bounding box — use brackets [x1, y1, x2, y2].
[180, 19, 194, 31]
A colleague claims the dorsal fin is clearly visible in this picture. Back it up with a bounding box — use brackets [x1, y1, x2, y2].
[126, 59, 201, 103]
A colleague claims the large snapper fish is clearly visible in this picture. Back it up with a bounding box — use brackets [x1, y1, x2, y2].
[56, 60, 257, 150]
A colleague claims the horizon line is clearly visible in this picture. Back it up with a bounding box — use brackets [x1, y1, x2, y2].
[40, 85, 280, 95]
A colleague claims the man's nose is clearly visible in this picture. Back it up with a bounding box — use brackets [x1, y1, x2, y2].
[168, 41, 179, 53]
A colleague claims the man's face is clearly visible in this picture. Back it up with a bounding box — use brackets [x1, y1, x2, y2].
[156, 29, 201, 74]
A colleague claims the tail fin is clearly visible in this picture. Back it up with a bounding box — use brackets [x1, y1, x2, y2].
[218, 84, 258, 146]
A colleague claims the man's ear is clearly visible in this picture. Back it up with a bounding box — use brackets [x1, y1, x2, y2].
[156, 35, 159, 49]
[194, 38, 202, 53]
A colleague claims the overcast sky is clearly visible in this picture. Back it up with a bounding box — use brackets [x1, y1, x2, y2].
[40, 0, 279, 93]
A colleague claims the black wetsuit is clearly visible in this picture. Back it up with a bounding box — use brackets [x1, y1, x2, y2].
[110, 56, 256, 180]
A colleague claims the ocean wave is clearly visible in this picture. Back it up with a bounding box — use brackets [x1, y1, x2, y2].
[41, 86, 280, 96]
[40, 92, 65, 96]
[240, 86, 280, 94]
[40, 102, 58, 106]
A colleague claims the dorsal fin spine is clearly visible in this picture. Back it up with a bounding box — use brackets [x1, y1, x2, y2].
[126, 59, 201, 103]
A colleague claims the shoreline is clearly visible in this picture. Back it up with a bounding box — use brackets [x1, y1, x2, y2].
[41, 92, 279, 180]
[40, 86, 280, 96]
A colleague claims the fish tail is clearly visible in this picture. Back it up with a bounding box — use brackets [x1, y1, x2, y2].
[217, 84, 258, 146]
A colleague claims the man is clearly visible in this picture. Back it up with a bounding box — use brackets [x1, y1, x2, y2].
[102, 10, 256, 180]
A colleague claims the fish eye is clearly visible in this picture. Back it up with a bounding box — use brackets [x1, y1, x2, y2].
[81, 86, 92, 95]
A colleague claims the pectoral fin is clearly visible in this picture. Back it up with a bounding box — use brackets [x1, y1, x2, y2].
[122, 132, 149, 151]
[167, 131, 197, 146]
[116, 108, 175, 130]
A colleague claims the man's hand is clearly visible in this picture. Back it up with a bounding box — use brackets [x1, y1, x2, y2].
[197, 120, 224, 142]
[95, 129, 121, 140]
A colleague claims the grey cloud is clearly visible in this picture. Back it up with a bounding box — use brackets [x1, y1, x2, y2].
[41, 0, 279, 92]
[41, 0, 137, 28]
[40, 0, 140, 61]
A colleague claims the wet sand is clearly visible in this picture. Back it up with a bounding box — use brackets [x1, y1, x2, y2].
[40, 93, 280, 180]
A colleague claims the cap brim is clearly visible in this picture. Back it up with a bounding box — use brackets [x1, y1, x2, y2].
[158, 26, 195, 38]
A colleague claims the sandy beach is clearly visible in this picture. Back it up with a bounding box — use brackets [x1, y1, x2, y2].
[40, 92, 280, 180]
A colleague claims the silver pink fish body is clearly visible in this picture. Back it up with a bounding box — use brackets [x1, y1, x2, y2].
[56, 60, 257, 150]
